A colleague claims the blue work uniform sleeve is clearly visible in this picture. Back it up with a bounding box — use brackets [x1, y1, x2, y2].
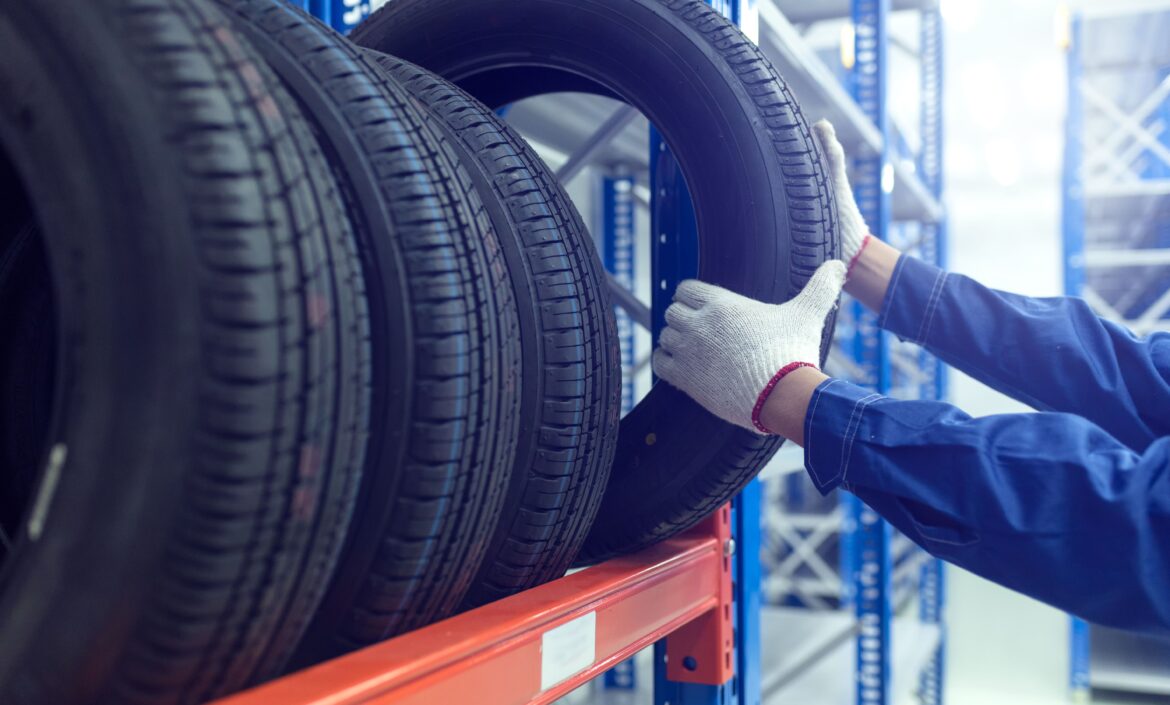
[879, 254, 1170, 451]
[804, 378, 1170, 635]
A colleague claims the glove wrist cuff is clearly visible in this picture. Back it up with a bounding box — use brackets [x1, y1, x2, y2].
[751, 361, 818, 434]
[846, 234, 873, 280]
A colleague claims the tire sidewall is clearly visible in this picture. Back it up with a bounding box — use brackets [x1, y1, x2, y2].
[0, 4, 199, 700]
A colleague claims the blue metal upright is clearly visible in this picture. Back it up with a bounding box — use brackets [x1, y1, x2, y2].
[1062, 13, 1086, 311]
[735, 479, 763, 705]
[652, 3, 761, 704]
[915, 7, 947, 705]
[847, 2, 893, 705]
[648, 121, 731, 705]
[305, 0, 381, 34]
[1061, 16, 1090, 701]
[600, 172, 640, 694]
[602, 174, 639, 415]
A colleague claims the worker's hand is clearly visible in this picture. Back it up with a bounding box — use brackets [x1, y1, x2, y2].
[813, 119, 871, 274]
[653, 260, 846, 434]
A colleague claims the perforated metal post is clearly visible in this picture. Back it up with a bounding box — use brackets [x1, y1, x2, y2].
[601, 171, 639, 692]
[848, 1, 892, 705]
[1062, 13, 1091, 701]
[651, 3, 760, 704]
[324, 0, 381, 34]
[916, 7, 947, 705]
[602, 173, 638, 415]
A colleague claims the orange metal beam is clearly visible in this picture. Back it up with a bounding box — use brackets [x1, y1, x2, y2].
[215, 508, 733, 705]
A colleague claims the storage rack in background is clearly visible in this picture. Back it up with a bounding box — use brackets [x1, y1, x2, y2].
[1062, 2, 1170, 699]
[754, 1, 947, 704]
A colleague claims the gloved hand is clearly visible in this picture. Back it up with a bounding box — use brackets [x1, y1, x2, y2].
[652, 260, 846, 434]
[813, 119, 872, 274]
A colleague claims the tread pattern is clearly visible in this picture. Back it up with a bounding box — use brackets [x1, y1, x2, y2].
[576, 0, 838, 562]
[88, 0, 371, 702]
[371, 54, 620, 607]
[206, 1, 522, 662]
[353, 0, 839, 564]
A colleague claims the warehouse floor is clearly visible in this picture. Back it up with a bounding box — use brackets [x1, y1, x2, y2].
[947, 568, 1072, 705]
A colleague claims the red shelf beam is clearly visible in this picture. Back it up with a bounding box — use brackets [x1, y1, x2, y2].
[215, 507, 733, 705]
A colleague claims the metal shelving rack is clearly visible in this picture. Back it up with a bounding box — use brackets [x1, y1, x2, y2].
[1062, 2, 1170, 699]
[210, 2, 762, 705]
[219, 1, 947, 704]
[758, 1, 947, 704]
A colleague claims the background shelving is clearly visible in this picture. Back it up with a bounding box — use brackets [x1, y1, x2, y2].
[1062, 2, 1170, 699]
[759, 1, 947, 704]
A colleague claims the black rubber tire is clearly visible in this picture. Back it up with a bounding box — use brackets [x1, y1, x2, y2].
[205, 0, 523, 662]
[367, 53, 621, 607]
[0, 1, 370, 703]
[352, 0, 840, 562]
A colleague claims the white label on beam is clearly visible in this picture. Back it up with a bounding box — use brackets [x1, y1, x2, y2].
[540, 611, 597, 691]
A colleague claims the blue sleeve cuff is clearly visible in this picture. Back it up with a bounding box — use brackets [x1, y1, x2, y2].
[802, 378, 886, 495]
[879, 254, 949, 346]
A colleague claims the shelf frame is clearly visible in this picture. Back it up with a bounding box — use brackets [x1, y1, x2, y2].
[214, 509, 733, 705]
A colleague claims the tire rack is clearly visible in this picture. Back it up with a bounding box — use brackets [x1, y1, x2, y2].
[755, 2, 947, 705]
[211, 2, 764, 705]
[1062, 3, 1170, 699]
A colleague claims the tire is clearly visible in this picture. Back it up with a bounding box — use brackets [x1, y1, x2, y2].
[205, 0, 523, 663]
[0, 1, 370, 702]
[352, 0, 840, 562]
[367, 53, 621, 607]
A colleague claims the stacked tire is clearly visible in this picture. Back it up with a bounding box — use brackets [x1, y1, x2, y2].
[0, 1, 836, 703]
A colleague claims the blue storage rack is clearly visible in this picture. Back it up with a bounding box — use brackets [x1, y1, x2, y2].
[1062, 4, 1170, 699]
[756, 1, 947, 704]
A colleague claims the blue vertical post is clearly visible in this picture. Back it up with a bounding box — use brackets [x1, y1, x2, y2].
[304, 0, 326, 25]
[602, 174, 638, 414]
[649, 130, 698, 346]
[601, 172, 639, 692]
[1070, 618, 1091, 698]
[1062, 14, 1086, 306]
[735, 480, 763, 705]
[1062, 13, 1091, 701]
[324, 0, 373, 34]
[917, 559, 946, 705]
[849, 1, 892, 705]
[652, 3, 759, 704]
[649, 55, 723, 705]
[839, 500, 858, 608]
[916, 7, 947, 705]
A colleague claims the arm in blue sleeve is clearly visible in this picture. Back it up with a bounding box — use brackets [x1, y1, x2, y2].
[880, 255, 1170, 451]
[804, 378, 1170, 635]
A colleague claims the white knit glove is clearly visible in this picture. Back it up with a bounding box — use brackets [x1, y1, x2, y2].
[813, 119, 872, 271]
[652, 261, 846, 434]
